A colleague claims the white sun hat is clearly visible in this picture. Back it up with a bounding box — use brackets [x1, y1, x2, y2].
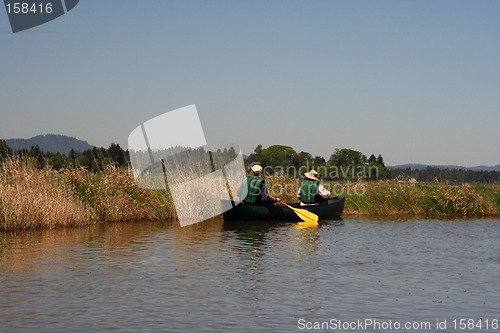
[251, 164, 263, 174]
[304, 169, 319, 181]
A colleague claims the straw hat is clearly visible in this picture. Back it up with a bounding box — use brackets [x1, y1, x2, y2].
[251, 164, 263, 174]
[304, 170, 319, 181]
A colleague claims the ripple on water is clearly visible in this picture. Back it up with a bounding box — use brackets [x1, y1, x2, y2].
[1, 218, 499, 332]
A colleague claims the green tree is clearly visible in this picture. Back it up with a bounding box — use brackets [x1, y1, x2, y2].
[248, 145, 298, 175]
[247, 144, 263, 164]
[107, 143, 127, 166]
[0, 140, 12, 161]
[313, 156, 326, 167]
[297, 151, 314, 167]
[69, 148, 78, 162]
[49, 153, 67, 170]
[227, 146, 236, 159]
[29, 145, 45, 168]
[376, 154, 384, 166]
[254, 144, 262, 155]
[364, 153, 389, 180]
[328, 148, 365, 167]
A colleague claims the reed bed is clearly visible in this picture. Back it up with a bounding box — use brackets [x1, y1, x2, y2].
[64, 165, 175, 222]
[0, 158, 498, 231]
[0, 158, 88, 230]
[0, 157, 175, 230]
[133, 150, 246, 226]
[167, 169, 246, 226]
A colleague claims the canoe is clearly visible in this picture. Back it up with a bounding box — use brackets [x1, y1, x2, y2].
[223, 196, 345, 221]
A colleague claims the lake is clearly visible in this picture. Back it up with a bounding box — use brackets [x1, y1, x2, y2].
[1, 217, 499, 332]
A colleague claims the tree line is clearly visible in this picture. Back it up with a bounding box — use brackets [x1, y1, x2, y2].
[246, 144, 498, 183]
[247, 144, 390, 180]
[1, 140, 497, 182]
[390, 166, 499, 183]
[0, 139, 128, 172]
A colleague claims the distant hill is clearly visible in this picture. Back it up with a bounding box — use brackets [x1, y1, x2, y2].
[6, 134, 94, 155]
[388, 164, 500, 172]
[468, 165, 500, 172]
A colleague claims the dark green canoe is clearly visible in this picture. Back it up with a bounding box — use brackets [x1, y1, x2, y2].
[223, 196, 345, 221]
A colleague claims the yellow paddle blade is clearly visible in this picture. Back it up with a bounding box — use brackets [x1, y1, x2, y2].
[277, 199, 319, 225]
[295, 220, 318, 229]
[288, 206, 319, 223]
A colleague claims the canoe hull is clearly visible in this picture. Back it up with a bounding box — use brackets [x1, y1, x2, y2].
[223, 196, 345, 222]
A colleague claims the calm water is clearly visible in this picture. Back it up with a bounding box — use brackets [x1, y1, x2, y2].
[1, 217, 499, 332]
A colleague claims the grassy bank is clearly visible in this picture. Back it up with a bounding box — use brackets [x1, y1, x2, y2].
[0, 158, 175, 230]
[344, 181, 499, 216]
[0, 158, 498, 230]
[265, 175, 499, 217]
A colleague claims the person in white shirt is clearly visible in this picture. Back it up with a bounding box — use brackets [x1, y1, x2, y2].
[297, 170, 330, 205]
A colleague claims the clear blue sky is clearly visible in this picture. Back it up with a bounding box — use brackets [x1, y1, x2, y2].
[1, 0, 499, 166]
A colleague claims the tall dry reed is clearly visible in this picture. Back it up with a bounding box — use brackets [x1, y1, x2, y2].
[0, 158, 88, 230]
[63, 165, 176, 222]
[0, 157, 176, 230]
[266, 173, 301, 203]
[162, 161, 246, 224]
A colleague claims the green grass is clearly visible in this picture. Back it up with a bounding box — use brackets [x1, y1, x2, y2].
[344, 181, 499, 217]
[265, 174, 498, 217]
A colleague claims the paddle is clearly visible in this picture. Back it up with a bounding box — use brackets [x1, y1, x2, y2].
[274, 198, 319, 225]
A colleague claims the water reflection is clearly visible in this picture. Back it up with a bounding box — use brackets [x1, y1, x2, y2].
[1, 218, 499, 333]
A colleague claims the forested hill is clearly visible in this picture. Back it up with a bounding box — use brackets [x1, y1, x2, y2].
[6, 134, 94, 155]
[389, 164, 500, 172]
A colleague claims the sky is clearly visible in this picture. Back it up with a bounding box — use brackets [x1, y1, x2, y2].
[0, 0, 499, 167]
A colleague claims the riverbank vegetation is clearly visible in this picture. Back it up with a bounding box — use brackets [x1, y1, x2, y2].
[0, 157, 175, 230]
[345, 181, 499, 216]
[265, 174, 499, 217]
[0, 140, 498, 230]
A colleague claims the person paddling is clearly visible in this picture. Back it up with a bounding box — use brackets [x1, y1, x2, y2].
[237, 164, 278, 205]
[297, 170, 330, 205]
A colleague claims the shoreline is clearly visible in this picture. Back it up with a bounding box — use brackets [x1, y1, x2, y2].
[1, 158, 498, 231]
[1, 210, 499, 233]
